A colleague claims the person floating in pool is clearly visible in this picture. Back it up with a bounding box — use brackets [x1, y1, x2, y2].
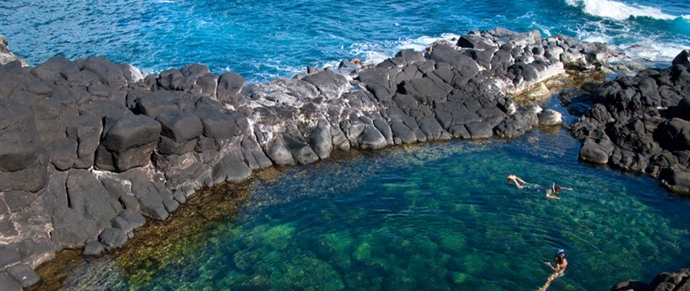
[546, 184, 573, 200]
[506, 174, 572, 199]
[507, 174, 528, 189]
[539, 249, 568, 291]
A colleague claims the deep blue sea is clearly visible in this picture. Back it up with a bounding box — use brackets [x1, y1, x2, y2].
[4, 1, 690, 290]
[1, 0, 689, 83]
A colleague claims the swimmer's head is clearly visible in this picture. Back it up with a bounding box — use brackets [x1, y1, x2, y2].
[556, 249, 566, 260]
[554, 185, 562, 194]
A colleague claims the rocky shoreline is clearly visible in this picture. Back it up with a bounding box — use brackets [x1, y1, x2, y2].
[566, 50, 690, 194]
[0, 28, 688, 290]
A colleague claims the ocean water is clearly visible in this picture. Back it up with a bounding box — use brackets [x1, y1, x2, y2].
[53, 127, 690, 291]
[1, 0, 689, 83]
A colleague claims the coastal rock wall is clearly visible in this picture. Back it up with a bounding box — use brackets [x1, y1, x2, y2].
[611, 268, 690, 291]
[568, 49, 690, 193]
[0, 28, 630, 289]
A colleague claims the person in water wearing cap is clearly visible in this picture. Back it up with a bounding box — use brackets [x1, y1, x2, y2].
[545, 183, 573, 200]
[507, 174, 572, 199]
[547, 249, 568, 274]
[539, 249, 568, 290]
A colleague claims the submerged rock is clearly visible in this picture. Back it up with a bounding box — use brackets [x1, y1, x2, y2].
[82, 241, 104, 256]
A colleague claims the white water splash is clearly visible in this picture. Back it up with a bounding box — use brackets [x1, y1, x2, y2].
[397, 33, 461, 52]
[573, 24, 687, 63]
[348, 42, 389, 66]
[350, 33, 461, 66]
[565, 0, 677, 21]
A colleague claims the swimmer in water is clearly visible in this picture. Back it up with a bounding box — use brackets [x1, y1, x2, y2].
[507, 175, 572, 199]
[545, 183, 573, 200]
[539, 249, 568, 291]
[507, 174, 527, 189]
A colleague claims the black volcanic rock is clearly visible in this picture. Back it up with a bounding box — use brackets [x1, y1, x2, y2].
[51, 207, 98, 249]
[567, 50, 690, 194]
[672, 49, 690, 67]
[302, 69, 349, 100]
[6, 264, 41, 288]
[98, 227, 128, 249]
[96, 112, 161, 172]
[457, 34, 496, 50]
[66, 170, 121, 229]
[30, 56, 79, 84]
[429, 45, 480, 78]
[83, 240, 104, 256]
[0, 271, 23, 291]
[83, 56, 128, 88]
[612, 269, 690, 291]
[217, 71, 246, 105]
[66, 115, 103, 169]
[156, 111, 203, 143]
[0, 244, 20, 269]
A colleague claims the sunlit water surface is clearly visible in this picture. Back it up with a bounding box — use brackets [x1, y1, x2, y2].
[55, 124, 690, 291]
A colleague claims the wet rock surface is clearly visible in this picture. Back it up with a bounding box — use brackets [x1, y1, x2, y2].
[0, 28, 686, 289]
[611, 268, 690, 291]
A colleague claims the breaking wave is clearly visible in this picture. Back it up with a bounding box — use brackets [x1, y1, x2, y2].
[565, 0, 679, 21]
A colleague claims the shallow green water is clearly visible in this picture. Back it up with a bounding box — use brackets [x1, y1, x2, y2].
[60, 127, 690, 291]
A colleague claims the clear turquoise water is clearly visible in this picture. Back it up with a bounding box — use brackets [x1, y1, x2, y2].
[58, 123, 690, 290]
[2, 0, 689, 83]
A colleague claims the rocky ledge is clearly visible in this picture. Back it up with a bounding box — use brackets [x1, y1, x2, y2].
[0, 27, 684, 290]
[564, 50, 690, 194]
[611, 268, 690, 291]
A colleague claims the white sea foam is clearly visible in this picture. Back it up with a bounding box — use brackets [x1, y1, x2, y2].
[349, 42, 387, 66]
[397, 33, 461, 52]
[577, 28, 687, 64]
[350, 33, 461, 66]
[565, 0, 677, 21]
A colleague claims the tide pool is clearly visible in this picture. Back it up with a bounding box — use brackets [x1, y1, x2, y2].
[48, 123, 690, 291]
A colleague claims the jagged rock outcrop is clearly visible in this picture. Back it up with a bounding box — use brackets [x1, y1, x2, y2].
[611, 268, 690, 291]
[569, 50, 690, 193]
[0, 36, 27, 67]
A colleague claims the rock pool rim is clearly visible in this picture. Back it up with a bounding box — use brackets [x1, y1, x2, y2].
[24, 148, 386, 290]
